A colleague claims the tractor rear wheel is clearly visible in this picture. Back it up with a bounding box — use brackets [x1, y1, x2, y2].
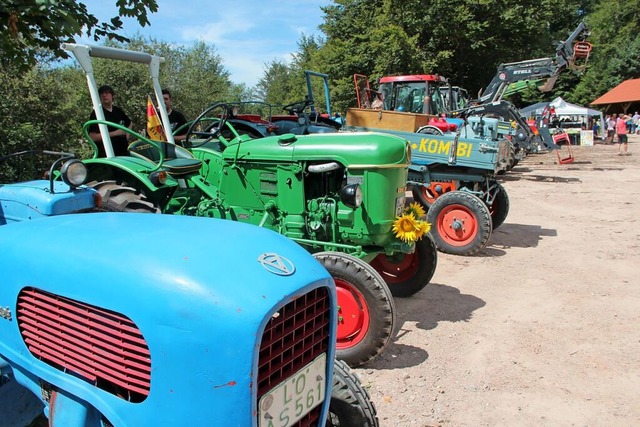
[427, 191, 492, 256]
[327, 359, 379, 427]
[488, 182, 510, 230]
[89, 180, 159, 213]
[313, 252, 395, 368]
[497, 144, 517, 175]
[369, 236, 438, 298]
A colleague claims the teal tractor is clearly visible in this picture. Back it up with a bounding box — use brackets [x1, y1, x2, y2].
[345, 73, 511, 256]
[63, 43, 438, 368]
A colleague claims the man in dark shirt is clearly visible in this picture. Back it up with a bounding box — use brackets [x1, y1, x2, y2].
[88, 85, 132, 157]
[162, 89, 188, 143]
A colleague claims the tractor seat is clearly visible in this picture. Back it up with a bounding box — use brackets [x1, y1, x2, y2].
[128, 140, 203, 176]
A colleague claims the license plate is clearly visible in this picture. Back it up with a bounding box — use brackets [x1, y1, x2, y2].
[396, 196, 406, 217]
[258, 353, 327, 427]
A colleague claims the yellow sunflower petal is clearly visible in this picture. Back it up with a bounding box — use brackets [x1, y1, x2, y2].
[405, 201, 426, 218]
[393, 214, 421, 243]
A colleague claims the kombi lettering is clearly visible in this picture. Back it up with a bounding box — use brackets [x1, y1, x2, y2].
[414, 138, 473, 157]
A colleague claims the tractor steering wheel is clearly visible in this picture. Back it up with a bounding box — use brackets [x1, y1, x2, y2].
[282, 99, 313, 115]
[185, 103, 232, 148]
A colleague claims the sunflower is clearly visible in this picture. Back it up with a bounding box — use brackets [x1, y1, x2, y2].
[405, 201, 426, 219]
[393, 213, 422, 243]
[417, 219, 431, 236]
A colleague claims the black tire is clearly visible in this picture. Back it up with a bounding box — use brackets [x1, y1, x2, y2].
[410, 184, 435, 210]
[488, 182, 509, 230]
[497, 144, 516, 175]
[313, 252, 395, 367]
[88, 180, 159, 213]
[426, 191, 492, 256]
[416, 125, 444, 135]
[327, 359, 379, 427]
[369, 236, 438, 298]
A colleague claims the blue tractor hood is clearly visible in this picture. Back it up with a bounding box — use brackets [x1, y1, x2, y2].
[0, 180, 96, 224]
[0, 213, 335, 426]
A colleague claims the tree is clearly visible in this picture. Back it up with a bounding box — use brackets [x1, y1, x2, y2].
[254, 60, 297, 107]
[571, 0, 640, 107]
[0, 61, 92, 181]
[0, 0, 158, 71]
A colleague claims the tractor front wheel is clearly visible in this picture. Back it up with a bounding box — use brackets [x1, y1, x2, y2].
[426, 191, 492, 256]
[313, 252, 395, 368]
[327, 359, 379, 427]
[369, 236, 438, 298]
[89, 180, 159, 213]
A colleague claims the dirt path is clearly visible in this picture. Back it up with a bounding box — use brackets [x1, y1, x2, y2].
[355, 136, 640, 426]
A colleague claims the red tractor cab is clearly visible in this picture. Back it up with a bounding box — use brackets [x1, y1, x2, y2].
[372, 74, 450, 115]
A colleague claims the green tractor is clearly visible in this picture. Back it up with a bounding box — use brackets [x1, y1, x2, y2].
[64, 43, 438, 368]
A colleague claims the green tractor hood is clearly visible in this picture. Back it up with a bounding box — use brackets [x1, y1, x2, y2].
[223, 131, 410, 168]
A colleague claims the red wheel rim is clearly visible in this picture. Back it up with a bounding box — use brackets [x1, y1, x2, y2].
[334, 279, 370, 350]
[419, 186, 437, 204]
[436, 203, 479, 246]
[370, 252, 419, 284]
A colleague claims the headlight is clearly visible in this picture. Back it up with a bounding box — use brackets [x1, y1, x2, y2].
[60, 159, 88, 187]
[339, 184, 363, 209]
[406, 142, 412, 163]
[150, 170, 168, 186]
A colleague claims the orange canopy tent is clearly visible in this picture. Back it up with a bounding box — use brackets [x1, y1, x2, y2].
[591, 78, 640, 113]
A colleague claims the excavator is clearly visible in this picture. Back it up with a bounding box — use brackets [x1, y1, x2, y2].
[454, 21, 592, 164]
[476, 21, 592, 104]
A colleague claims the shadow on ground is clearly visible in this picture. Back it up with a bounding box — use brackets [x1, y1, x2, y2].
[483, 223, 557, 254]
[365, 283, 485, 370]
[474, 223, 558, 257]
[499, 173, 582, 183]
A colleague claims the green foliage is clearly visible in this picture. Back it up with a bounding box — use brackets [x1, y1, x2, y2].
[0, 0, 158, 71]
[254, 60, 298, 107]
[572, 0, 640, 107]
[0, 62, 91, 181]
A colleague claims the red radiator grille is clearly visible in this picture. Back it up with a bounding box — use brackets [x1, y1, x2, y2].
[16, 287, 151, 402]
[258, 286, 332, 427]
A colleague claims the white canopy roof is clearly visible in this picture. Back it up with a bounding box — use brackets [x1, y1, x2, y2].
[521, 97, 602, 117]
[520, 97, 605, 138]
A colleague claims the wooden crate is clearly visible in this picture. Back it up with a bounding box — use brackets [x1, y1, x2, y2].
[345, 108, 436, 133]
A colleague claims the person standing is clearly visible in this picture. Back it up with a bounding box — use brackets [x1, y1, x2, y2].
[162, 89, 188, 143]
[616, 114, 629, 155]
[606, 114, 616, 144]
[88, 85, 132, 157]
[632, 111, 640, 134]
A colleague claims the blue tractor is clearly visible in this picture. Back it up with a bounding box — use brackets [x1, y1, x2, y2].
[0, 150, 379, 426]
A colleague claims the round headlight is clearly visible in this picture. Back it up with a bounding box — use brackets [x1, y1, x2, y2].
[60, 159, 88, 187]
[150, 170, 168, 186]
[406, 142, 412, 163]
[339, 184, 363, 209]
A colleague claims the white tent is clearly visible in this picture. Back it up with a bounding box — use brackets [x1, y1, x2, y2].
[520, 97, 605, 138]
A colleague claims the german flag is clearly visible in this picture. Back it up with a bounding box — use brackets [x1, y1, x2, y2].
[146, 95, 166, 141]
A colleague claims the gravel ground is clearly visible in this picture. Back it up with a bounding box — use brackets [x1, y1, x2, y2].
[354, 134, 640, 426]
